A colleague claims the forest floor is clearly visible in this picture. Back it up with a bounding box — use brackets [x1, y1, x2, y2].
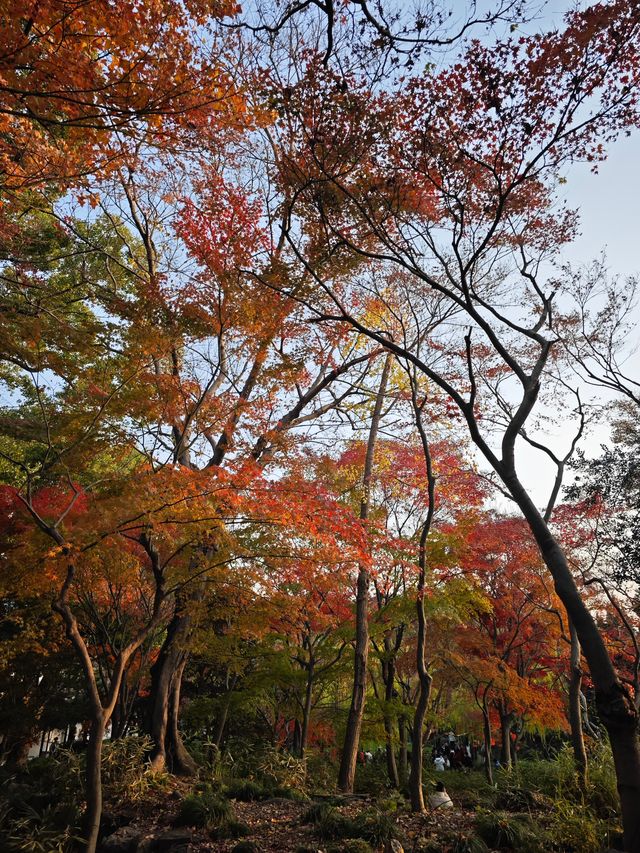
[195, 796, 474, 851]
[102, 781, 510, 852]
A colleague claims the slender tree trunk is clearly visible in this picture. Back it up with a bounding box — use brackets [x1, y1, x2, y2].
[408, 376, 436, 813]
[300, 660, 314, 758]
[482, 706, 493, 787]
[568, 618, 588, 787]
[499, 707, 514, 770]
[338, 564, 371, 792]
[381, 640, 399, 788]
[409, 582, 432, 811]
[214, 703, 229, 749]
[84, 714, 106, 853]
[383, 716, 399, 788]
[338, 354, 391, 792]
[399, 715, 408, 786]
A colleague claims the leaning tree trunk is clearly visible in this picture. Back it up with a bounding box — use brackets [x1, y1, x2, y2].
[338, 354, 391, 792]
[504, 469, 640, 851]
[568, 618, 588, 788]
[166, 656, 197, 774]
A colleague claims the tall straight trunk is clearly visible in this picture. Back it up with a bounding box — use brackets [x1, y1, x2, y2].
[381, 637, 400, 788]
[398, 715, 408, 786]
[502, 469, 640, 851]
[408, 377, 436, 813]
[383, 716, 399, 788]
[84, 715, 106, 853]
[338, 354, 392, 792]
[568, 618, 588, 787]
[483, 706, 494, 787]
[300, 659, 315, 758]
[499, 705, 514, 769]
[214, 674, 237, 749]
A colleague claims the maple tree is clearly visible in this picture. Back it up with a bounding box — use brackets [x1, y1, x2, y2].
[2, 2, 640, 851]
[268, 2, 640, 844]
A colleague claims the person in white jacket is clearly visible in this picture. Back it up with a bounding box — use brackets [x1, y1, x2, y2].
[428, 781, 453, 810]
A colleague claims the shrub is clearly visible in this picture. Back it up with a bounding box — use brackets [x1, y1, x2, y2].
[314, 807, 357, 840]
[328, 840, 373, 853]
[431, 770, 496, 810]
[255, 746, 307, 791]
[443, 832, 490, 853]
[2, 803, 84, 853]
[210, 819, 251, 840]
[310, 805, 398, 846]
[354, 761, 390, 796]
[548, 799, 619, 853]
[0, 750, 83, 852]
[304, 753, 338, 795]
[100, 735, 172, 806]
[475, 810, 548, 852]
[301, 801, 333, 825]
[269, 785, 309, 802]
[225, 779, 268, 801]
[495, 788, 551, 812]
[175, 788, 232, 829]
[352, 810, 398, 846]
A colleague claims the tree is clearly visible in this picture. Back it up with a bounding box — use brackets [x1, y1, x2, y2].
[271, 4, 640, 845]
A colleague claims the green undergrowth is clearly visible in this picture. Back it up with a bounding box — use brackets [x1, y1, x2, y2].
[302, 801, 397, 845]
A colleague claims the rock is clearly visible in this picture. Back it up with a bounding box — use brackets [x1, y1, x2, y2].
[136, 828, 193, 852]
[99, 825, 143, 853]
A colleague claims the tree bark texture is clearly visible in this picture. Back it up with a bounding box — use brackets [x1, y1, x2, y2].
[568, 618, 588, 787]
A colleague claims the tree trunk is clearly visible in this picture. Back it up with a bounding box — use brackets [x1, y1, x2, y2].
[300, 660, 314, 758]
[166, 656, 197, 775]
[338, 354, 391, 792]
[338, 563, 370, 792]
[384, 715, 399, 788]
[408, 585, 432, 812]
[399, 715, 408, 786]
[381, 638, 399, 788]
[84, 714, 106, 853]
[499, 707, 514, 770]
[502, 470, 640, 851]
[408, 378, 436, 813]
[568, 618, 588, 787]
[148, 595, 195, 773]
[482, 707, 493, 787]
